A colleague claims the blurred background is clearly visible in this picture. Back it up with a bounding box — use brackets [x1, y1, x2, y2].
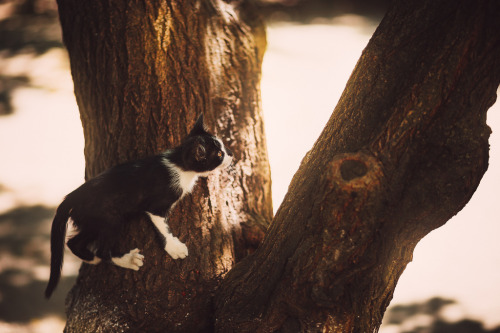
[0, 0, 498, 332]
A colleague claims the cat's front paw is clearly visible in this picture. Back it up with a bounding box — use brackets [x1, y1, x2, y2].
[165, 237, 189, 259]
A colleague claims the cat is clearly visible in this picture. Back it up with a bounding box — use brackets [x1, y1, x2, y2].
[45, 114, 233, 298]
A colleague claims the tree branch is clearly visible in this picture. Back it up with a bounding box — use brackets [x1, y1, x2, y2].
[215, 0, 500, 331]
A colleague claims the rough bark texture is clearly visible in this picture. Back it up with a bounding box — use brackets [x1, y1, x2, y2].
[56, 0, 500, 332]
[215, 0, 499, 332]
[57, 1, 271, 332]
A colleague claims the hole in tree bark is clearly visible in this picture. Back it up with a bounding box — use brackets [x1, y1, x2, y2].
[340, 159, 368, 181]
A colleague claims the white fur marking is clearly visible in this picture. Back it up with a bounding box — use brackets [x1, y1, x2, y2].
[146, 212, 189, 259]
[176, 168, 199, 194]
[162, 158, 199, 196]
[111, 248, 144, 270]
[147, 212, 168, 236]
[165, 233, 189, 259]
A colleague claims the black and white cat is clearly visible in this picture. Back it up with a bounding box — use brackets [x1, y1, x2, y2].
[45, 114, 233, 298]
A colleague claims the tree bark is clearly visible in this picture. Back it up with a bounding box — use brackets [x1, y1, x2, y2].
[56, 0, 500, 332]
[215, 0, 499, 332]
[57, 1, 271, 332]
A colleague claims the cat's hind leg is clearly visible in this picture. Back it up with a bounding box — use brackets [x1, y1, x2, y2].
[146, 212, 188, 259]
[94, 226, 144, 271]
[67, 231, 101, 264]
[110, 248, 144, 271]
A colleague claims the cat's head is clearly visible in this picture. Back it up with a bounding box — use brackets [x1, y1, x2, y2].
[179, 114, 233, 173]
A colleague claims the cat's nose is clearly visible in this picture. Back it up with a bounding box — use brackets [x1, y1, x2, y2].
[226, 147, 233, 157]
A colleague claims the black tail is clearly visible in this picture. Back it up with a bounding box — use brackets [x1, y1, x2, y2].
[45, 199, 71, 299]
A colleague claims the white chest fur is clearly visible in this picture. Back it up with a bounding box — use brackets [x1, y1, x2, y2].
[175, 168, 198, 195]
[163, 158, 199, 196]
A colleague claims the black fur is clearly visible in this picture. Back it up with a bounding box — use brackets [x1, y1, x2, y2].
[45, 114, 233, 298]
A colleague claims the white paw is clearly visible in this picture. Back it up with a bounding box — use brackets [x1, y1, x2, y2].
[165, 236, 189, 259]
[112, 248, 145, 270]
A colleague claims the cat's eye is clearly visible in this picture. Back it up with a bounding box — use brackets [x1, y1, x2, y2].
[217, 151, 223, 158]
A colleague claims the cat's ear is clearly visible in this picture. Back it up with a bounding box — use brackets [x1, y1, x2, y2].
[188, 113, 206, 136]
[194, 144, 206, 162]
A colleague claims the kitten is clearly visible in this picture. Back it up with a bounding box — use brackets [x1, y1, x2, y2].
[45, 114, 233, 298]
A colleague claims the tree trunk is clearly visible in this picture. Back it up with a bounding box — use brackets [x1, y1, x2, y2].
[57, 1, 271, 332]
[215, 0, 499, 332]
[56, 0, 500, 332]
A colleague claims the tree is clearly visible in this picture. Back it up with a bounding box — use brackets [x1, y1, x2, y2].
[56, 0, 499, 332]
[57, 1, 271, 331]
